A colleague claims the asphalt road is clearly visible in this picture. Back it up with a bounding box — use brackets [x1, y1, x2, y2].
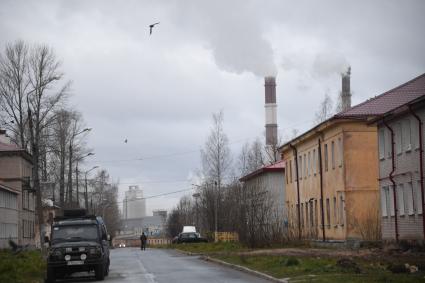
[59, 247, 270, 283]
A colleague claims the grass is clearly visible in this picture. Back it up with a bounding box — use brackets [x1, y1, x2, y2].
[0, 250, 46, 283]
[154, 241, 247, 254]
[215, 255, 425, 283]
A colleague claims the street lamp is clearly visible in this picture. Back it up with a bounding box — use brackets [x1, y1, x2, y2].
[75, 152, 94, 207]
[84, 165, 99, 211]
[68, 128, 91, 205]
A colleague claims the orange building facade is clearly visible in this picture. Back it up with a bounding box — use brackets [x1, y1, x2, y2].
[280, 120, 379, 241]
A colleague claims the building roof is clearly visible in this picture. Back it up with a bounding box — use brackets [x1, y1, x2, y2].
[335, 73, 425, 118]
[280, 73, 425, 151]
[0, 141, 20, 151]
[239, 160, 285, 182]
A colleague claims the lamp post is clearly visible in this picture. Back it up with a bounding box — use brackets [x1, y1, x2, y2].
[68, 128, 91, 205]
[84, 166, 99, 211]
[75, 152, 94, 207]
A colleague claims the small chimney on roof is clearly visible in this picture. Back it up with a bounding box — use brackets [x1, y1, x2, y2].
[340, 67, 351, 111]
[264, 76, 277, 146]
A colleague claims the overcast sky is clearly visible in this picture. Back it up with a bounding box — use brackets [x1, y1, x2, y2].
[1, 0, 424, 215]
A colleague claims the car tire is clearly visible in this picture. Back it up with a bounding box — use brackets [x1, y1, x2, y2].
[95, 263, 105, 280]
[105, 259, 110, 276]
[45, 267, 56, 283]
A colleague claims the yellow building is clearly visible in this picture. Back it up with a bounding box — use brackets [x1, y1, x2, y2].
[280, 119, 379, 241]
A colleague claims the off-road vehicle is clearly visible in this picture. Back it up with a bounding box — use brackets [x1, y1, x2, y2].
[45, 209, 110, 282]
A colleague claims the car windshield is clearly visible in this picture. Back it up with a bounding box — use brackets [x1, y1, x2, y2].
[51, 224, 99, 243]
[181, 233, 197, 239]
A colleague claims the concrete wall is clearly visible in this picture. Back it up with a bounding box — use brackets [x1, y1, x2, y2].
[378, 106, 425, 240]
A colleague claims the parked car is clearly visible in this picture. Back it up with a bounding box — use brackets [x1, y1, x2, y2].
[172, 232, 208, 244]
[45, 209, 110, 282]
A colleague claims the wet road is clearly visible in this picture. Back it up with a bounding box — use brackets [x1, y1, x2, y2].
[60, 247, 269, 283]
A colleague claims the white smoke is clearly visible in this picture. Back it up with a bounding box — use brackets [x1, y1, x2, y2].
[312, 51, 349, 78]
[169, 0, 277, 77]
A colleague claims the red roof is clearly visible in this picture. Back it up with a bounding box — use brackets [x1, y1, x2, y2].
[336, 73, 425, 118]
[0, 141, 20, 151]
[239, 160, 285, 182]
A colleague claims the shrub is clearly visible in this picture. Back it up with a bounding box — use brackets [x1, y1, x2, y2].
[0, 250, 46, 283]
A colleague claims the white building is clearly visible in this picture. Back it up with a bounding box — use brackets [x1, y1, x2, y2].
[123, 185, 146, 219]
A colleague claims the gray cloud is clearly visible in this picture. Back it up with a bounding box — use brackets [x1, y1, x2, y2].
[1, 0, 424, 214]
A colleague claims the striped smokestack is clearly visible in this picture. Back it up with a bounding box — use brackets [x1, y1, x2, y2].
[264, 76, 277, 146]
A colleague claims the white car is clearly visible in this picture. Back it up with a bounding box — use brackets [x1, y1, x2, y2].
[118, 243, 126, 248]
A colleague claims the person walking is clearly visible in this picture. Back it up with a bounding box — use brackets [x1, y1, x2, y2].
[140, 232, 147, 250]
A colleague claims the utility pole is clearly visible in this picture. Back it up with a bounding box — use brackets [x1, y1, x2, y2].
[214, 181, 218, 241]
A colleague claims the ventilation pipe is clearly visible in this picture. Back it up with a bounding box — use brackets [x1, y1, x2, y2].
[340, 67, 352, 112]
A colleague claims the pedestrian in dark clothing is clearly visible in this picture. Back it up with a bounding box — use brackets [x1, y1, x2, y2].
[140, 232, 147, 250]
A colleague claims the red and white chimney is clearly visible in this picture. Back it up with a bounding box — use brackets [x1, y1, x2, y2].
[264, 76, 277, 146]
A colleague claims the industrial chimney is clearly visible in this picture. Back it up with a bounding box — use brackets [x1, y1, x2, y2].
[264, 76, 277, 146]
[340, 67, 351, 112]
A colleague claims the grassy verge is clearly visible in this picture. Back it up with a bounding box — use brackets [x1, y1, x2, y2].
[154, 241, 247, 254]
[0, 250, 46, 283]
[215, 255, 424, 283]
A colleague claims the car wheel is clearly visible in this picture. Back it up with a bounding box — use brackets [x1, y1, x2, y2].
[95, 263, 105, 280]
[45, 267, 56, 283]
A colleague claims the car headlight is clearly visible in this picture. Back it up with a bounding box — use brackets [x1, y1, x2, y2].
[80, 254, 87, 260]
[64, 255, 71, 261]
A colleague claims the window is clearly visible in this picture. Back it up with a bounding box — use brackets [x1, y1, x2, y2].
[339, 194, 344, 225]
[397, 184, 405, 216]
[406, 182, 414, 215]
[299, 156, 302, 179]
[416, 181, 423, 214]
[313, 149, 317, 175]
[310, 201, 314, 227]
[308, 152, 311, 177]
[326, 198, 330, 227]
[386, 129, 392, 158]
[314, 200, 318, 227]
[331, 141, 336, 169]
[338, 138, 343, 167]
[378, 128, 385, 159]
[0, 189, 18, 209]
[389, 186, 395, 216]
[320, 199, 324, 228]
[381, 186, 388, 217]
[333, 197, 337, 226]
[324, 144, 328, 171]
[0, 223, 18, 239]
[289, 160, 292, 183]
[403, 119, 412, 151]
[305, 202, 309, 227]
[300, 203, 304, 227]
[395, 123, 403, 154]
[303, 154, 307, 179]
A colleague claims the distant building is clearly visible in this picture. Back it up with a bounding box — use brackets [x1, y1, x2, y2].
[0, 130, 35, 248]
[120, 215, 166, 237]
[123, 185, 146, 219]
[153, 209, 167, 220]
[239, 160, 286, 226]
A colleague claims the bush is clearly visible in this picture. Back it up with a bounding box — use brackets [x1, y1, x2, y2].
[0, 250, 46, 283]
[284, 257, 300, 266]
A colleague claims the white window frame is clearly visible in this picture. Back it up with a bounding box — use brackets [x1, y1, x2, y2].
[406, 182, 414, 215]
[381, 186, 388, 217]
[403, 119, 412, 152]
[378, 128, 385, 160]
[397, 184, 405, 216]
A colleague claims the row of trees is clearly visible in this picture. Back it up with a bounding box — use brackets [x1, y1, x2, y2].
[167, 111, 286, 247]
[0, 40, 121, 241]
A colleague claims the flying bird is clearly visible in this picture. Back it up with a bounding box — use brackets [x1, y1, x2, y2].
[149, 22, 160, 35]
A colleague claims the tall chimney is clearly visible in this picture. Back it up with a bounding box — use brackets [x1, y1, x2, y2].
[341, 67, 351, 111]
[264, 76, 277, 146]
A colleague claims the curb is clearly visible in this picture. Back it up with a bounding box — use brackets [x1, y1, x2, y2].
[200, 255, 288, 283]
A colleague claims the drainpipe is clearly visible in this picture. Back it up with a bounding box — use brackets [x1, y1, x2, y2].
[383, 119, 399, 242]
[290, 144, 301, 240]
[318, 138, 326, 241]
[409, 106, 425, 239]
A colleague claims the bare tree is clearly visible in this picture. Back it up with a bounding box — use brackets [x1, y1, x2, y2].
[314, 93, 333, 124]
[238, 138, 265, 176]
[0, 40, 30, 149]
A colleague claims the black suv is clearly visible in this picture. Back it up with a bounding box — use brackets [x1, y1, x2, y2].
[45, 209, 110, 282]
